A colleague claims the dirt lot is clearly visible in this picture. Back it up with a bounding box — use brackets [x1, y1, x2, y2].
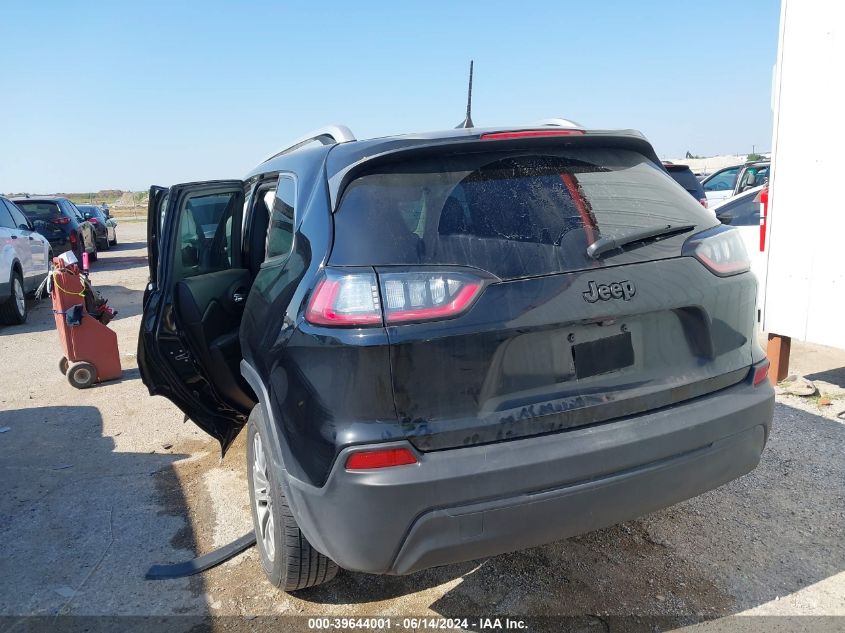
[1, 221, 843, 631]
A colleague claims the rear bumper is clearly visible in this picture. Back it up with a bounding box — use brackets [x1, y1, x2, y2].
[282, 377, 774, 575]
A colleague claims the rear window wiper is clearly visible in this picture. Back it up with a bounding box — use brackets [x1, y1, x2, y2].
[586, 223, 696, 259]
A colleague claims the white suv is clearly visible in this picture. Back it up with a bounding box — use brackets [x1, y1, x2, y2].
[0, 196, 51, 324]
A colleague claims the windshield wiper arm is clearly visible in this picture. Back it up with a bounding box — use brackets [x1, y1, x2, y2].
[586, 224, 696, 259]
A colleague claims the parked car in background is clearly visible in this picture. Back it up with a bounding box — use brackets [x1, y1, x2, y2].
[76, 204, 117, 249]
[0, 195, 51, 324]
[664, 163, 708, 207]
[139, 122, 774, 592]
[702, 161, 770, 206]
[13, 197, 98, 262]
[711, 184, 767, 311]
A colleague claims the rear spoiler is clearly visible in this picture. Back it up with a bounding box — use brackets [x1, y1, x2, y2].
[326, 130, 662, 210]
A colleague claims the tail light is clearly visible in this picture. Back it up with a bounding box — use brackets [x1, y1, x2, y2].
[756, 187, 768, 252]
[305, 269, 487, 327]
[481, 129, 585, 140]
[699, 197, 709, 208]
[50, 216, 71, 225]
[683, 226, 750, 276]
[87, 218, 99, 225]
[305, 270, 382, 326]
[379, 271, 483, 324]
[750, 359, 771, 386]
[345, 447, 418, 470]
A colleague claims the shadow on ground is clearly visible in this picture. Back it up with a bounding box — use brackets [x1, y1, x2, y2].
[806, 366, 845, 389]
[0, 406, 207, 621]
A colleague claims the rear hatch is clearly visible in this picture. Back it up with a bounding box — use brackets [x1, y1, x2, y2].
[328, 139, 756, 450]
[15, 200, 73, 243]
[76, 205, 108, 239]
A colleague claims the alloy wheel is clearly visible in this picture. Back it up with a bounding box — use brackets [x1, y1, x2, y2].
[13, 277, 24, 317]
[251, 431, 275, 562]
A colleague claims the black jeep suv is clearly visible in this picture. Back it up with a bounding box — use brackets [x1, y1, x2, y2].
[138, 122, 774, 591]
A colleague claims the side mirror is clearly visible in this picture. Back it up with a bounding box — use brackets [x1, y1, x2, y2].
[716, 212, 733, 225]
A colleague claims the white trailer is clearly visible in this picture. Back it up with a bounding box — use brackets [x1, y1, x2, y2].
[763, 0, 845, 377]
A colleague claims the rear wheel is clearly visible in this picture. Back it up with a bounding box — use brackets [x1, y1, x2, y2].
[89, 240, 98, 262]
[0, 270, 27, 325]
[246, 406, 338, 591]
[67, 361, 96, 388]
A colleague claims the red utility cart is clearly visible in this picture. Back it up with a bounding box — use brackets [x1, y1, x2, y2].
[50, 258, 122, 388]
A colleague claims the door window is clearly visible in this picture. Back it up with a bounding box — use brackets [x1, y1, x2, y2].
[266, 176, 296, 259]
[159, 193, 169, 232]
[176, 191, 238, 278]
[717, 194, 760, 226]
[736, 166, 769, 193]
[703, 167, 740, 192]
[4, 200, 31, 230]
[0, 201, 16, 229]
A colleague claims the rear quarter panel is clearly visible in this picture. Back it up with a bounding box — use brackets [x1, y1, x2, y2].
[240, 146, 395, 486]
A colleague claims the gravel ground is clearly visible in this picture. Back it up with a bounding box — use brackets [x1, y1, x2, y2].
[0, 221, 843, 631]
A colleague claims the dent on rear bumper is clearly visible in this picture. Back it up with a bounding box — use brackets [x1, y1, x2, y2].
[282, 378, 774, 575]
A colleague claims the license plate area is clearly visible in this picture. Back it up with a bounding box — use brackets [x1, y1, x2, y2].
[572, 332, 635, 379]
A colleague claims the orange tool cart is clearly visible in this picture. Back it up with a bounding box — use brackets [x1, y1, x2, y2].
[49, 257, 122, 388]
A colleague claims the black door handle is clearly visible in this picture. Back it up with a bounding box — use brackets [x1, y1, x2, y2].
[11, 235, 17, 239]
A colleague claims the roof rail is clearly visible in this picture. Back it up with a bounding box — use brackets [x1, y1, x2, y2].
[531, 117, 584, 128]
[265, 124, 356, 162]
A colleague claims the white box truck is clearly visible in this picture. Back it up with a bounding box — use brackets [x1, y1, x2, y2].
[763, 0, 845, 376]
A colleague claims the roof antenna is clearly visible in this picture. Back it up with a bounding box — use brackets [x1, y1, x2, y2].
[456, 60, 474, 129]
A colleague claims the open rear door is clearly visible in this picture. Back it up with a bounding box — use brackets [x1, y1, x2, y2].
[138, 180, 256, 452]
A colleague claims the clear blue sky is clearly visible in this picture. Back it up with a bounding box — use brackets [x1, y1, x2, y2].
[1, 0, 780, 193]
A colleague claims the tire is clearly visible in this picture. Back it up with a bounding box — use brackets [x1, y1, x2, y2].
[246, 406, 338, 591]
[110, 234, 118, 246]
[0, 269, 27, 325]
[59, 356, 69, 375]
[67, 361, 96, 388]
[100, 238, 110, 251]
[89, 241, 98, 262]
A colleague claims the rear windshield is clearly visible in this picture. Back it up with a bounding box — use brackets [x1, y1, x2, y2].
[330, 148, 715, 279]
[77, 205, 106, 220]
[666, 166, 705, 198]
[15, 201, 62, 220]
